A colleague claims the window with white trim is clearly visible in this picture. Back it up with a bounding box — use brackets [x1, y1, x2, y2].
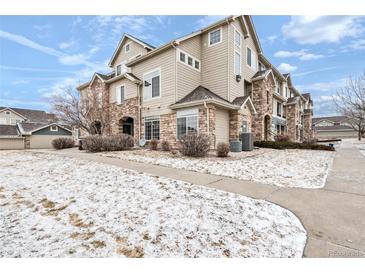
[234, 51, 241, 75]
[50, 125, 58, 132]
[125, 43, 131, 52]
[285, 87, 288, 98]
[246, 47, 257, 71]
[177, 50, 200, 72]
[0, 118, 6, 124]
[209, 28, 221, 46]
[116, 62, 126, 76]
[143, 69, 160, 100]
[277, 102, 282, 117]
[10, 118, 22, 125]
[234, 30, 241, 47]
[116, 85, 125, 104]
[144, 117, 160, 140]
[176, 109, 198, 139]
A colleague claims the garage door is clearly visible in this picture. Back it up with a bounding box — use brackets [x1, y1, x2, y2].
[215, 108, 230, 147]
[0, 138, 24, 150]
[30, 135, 72, 149]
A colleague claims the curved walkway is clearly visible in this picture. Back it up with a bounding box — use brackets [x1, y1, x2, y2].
[46, 142, 365, 257]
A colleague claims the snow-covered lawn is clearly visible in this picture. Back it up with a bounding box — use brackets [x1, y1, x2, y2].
[0, 151, 306, 258]
[99, 149, 335, 189]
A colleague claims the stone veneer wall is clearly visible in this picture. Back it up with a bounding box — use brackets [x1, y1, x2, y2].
[303, 110, 313, 141]
[229, 110, 252, 140]
[24, 135, 30, 149]
[109, 97, 140, 144]
[251, 77, 274, 141]
[198, 105, 216, 149]
[286, 103, 298, 142]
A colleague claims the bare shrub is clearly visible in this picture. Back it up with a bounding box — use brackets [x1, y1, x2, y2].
[82, 135, 104, 152]
[275, 134, 290, 142]
[161, 140, 170, 151]
[82, 134, 134, 152]
[52, 137, 74, 150]
[216, 142, 230, 157]
[103, 134, 134, 151]
[149, 138, 159, 150]
[179, 133, 210, 157]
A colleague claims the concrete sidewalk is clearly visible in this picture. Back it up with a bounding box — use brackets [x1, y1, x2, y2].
[46, 143, 365, 258]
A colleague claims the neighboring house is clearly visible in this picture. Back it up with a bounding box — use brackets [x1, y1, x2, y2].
[0, 107, 72, 149]
[313, 116, 359, 139]
[77, 15, 313, 148]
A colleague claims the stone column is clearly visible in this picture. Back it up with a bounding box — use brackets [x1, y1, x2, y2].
[303, 109, 313, 141]
[199, 105, 216, 149]
[286, 103, 298, 142]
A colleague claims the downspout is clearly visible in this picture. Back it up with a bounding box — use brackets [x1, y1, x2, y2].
[226, 17, 231, 102]
[204, 101, 210, 145]
[138, 82, 142, 143]
[171, 41, 178, 102]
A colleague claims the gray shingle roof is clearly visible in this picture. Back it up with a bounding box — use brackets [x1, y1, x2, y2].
[286, 97, 298, 104]
[252, 70, 268, 79]
[0, 107, 56, 123]
[20, 122, 48, 133]
[96, 72, 114, 81]
[232, 95, 250, 106]
[0, 125, 19, 136]
[313, 116, 349, 124]
[175, 85, 233, 105]
[126, 33, 156, 49]
[315, 125, 354, 131]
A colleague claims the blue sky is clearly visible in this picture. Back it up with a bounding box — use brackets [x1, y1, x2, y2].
[0, 15, 365, 117]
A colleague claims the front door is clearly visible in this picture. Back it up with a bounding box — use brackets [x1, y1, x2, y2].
[123, 123, 133, 136]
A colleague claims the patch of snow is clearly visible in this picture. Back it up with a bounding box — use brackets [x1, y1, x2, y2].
[100, 149, 335, 189]
[0, 151, 306, 258]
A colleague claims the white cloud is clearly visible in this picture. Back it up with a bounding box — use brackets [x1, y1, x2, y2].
[274, 49, 325, 61]
[59, 40, 76, 50]
[195, 15, 225, 29]
[292, 67, 337, 77]
[346, 39, 365, 50]
[11, 80, 29, 85]
[277, 63, 297, 73]
[0, 29, 62, 57]
[297, 78, 347, 92]
[282, 16, 364, 44]
[267, 35, 278, 42]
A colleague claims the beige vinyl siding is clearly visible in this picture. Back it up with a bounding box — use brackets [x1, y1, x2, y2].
[0, 138, 24, 150]
[201, 24, 229, 100]
[242, 19, 259, 82]
[113, 38, 148, 70]
[131, 48, 176, 117]
[176, 36, 202, 100]
[229, 20, 245, 101]
[109, 78, 139, 103]
[0, 110, 24, 125]
[29, 135, 71, 149]
[215, 108, 230, 146]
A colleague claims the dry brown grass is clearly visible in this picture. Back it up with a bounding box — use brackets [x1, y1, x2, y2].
[91, 240, 106, 249]
[69, 213, 93, 228]
[40, 198, 55, 209]
[117, 246, 144, 258]
[70, 232, 95, 241]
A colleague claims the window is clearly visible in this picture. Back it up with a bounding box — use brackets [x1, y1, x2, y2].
[144, 117, 160, 140]
[177, 50, 201, 72]
[285, 87, 288, 97]
[176, 109, 198, 139]
[246, 47, 256, 71]
[10, 118, 22, 125]
[143, 69, 161, 100]
[267, 91, 270, 104]
[234, 30, 241, 47]
[277, 102, 282, 117]
[50, 125, 58, 132]
[5, 111, 10, 115]
[209, 28, 221, 46]
[180, 52, 186, 62]
[116, 62, 126, 76]
[194, 60, 200, 70]
[117, 85, 125, 104]
[125, 43, 131, 52]
[234, 51, 241, 75]
[0, 118, 6, 124]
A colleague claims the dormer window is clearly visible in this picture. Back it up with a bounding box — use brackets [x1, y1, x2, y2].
[125, 43, 131, 52]
[50, 125, 58, 132]
[209, 28, 222, 46]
